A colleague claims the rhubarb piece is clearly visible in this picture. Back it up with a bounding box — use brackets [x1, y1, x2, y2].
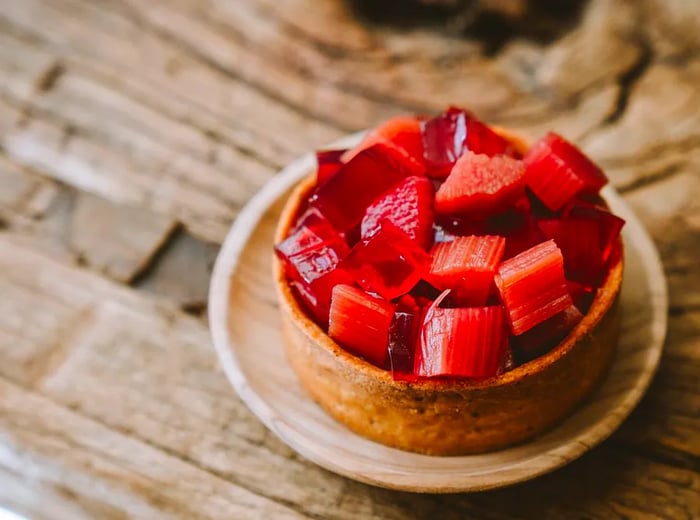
[538, 203, 624, 286]
[513, 305, 583, 358]
[275, 212, 353, 323]
[343, 116, 425, 174]
[427, 235, 505, 306]
[415, 306, 508, 378]
[421, 107, 518, 178]
[495, 240, 573, 335]
[329, 284, 395, 367]
[388, 311, 422, 380]
[343, 222, 430, 300]
[361, 176, 435, 250]
[316, 149, 346, 186]
[524, 132, 608, 211]
[435, 152, 526, 216]
[310, 143, 419, 232]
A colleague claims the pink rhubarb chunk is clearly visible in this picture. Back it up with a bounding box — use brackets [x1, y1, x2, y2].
[495, 240, 573, 335]
[415, 306, 508, 378]
[329, 284, 395, 367]
[524, 132, 608, 211]
[427, 235, 505, 306]
[435, 152, 526, 216]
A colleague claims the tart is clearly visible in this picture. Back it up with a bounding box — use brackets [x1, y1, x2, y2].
[273, 108, 624, 455]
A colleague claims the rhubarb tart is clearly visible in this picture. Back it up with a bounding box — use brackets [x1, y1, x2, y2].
[273, 107, 624, 455]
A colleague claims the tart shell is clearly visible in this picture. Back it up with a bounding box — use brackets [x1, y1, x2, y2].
[273, 132, 623, 456]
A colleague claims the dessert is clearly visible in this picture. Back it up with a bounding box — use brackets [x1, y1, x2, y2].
[274, 107, 624, 455]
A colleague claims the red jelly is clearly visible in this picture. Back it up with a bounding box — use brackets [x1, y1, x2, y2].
[435, 152, 526, 216]
[495, 240, 573, 335]
[343, 221, 430, 300]
[524, 132, 608, 211]
[329, 284, 395, 367]
[343, 116, 425, 174]
[539, 203, 624, 286]
[361, 176, 434, 250]
[316, 149, 346, 186]
[311, 143, 420, 233]
[416, 306, 508, 378]
[427, 235, 505, 306]
[421, 107, 518, 178]
[275, 211, 353, 323]
[388, 311, 422, 380]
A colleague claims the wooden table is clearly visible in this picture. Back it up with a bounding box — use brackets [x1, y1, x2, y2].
[0, 1, 698, 518]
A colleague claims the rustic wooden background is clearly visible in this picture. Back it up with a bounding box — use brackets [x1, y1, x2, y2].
[0, 0, 698, 518]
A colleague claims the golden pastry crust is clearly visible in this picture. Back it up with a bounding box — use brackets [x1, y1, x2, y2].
[273, 131, 623, 455]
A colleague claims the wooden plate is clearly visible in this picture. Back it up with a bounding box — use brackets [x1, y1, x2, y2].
[208, 134, 668, 493]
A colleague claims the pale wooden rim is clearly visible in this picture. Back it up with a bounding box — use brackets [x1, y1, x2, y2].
[208, 132, 668, 492]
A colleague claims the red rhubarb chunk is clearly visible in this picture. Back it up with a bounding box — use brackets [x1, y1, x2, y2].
[421, 108, 518, 179]
[495, 240, 573, 335]
[343, 116, 425, 174]
[329, 284, 395, 367]
[316, 149, 346, 186]
[388, 311, 422, 380]
[311, 143, 418, 232]
[538, 203, 624, 286]
[343, 222, 430, 300]
[415, 306, 508, 378]
[275, 211, 353, 323]
[524, 132, 609, 211]
[435, 152, 526, 216]
[512, 304, 583, 358]
[361, 176, 435, 250]
[427, 235, 505, 306]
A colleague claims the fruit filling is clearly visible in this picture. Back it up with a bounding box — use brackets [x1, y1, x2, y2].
[276, 107, 625, 380]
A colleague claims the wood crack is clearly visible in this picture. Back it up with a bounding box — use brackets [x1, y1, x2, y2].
[602, 36, 653, 126]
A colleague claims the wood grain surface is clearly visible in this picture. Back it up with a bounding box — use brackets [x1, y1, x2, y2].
[0, 0, 699, 517]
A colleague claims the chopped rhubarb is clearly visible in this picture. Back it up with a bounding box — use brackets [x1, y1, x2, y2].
[361, 176, 435, 250]
[329, 284, 395, 367]
[513, 305, 583, 358]
[538, 203, 624, 286]
[421, 107, 518, 178]
[415, 306, 508, 378]
[343, 221, 430, 300]
[310, 143, 419, 232]
[427, 235, 505, 306]
[388, 311, 422, 380]
[495, 240, 573, 335]
[275, 213, 353, 323]
[524, 132, 609, 211]
[435, 152, 526, 216]
[316, 149, 346, 186]
[343, 116, 425, 174]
